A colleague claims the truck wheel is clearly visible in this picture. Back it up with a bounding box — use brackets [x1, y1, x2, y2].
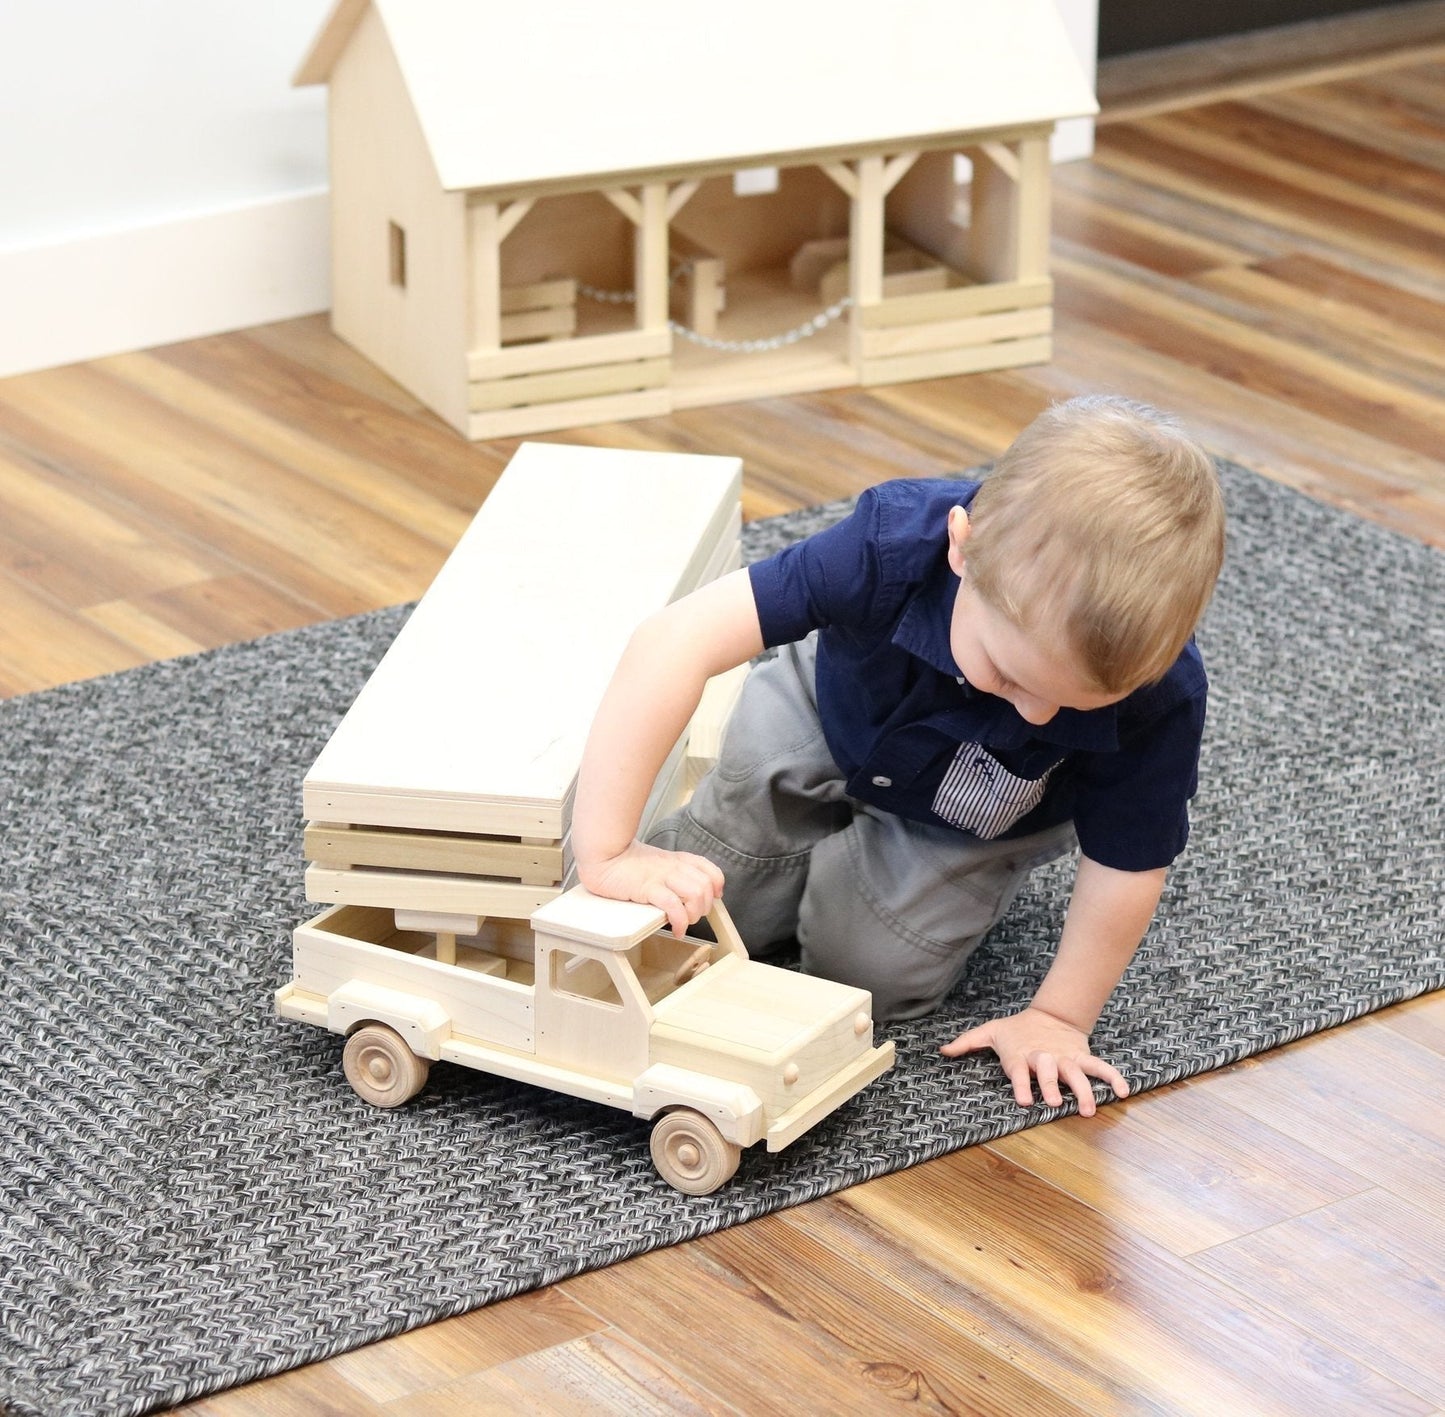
[343, 1023, 430, 1108]
[650, 1109, 741, 1195]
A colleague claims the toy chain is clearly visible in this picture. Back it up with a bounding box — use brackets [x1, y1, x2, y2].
[577, 267, 853, 354]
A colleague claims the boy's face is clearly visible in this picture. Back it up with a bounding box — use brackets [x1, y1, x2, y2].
[946, 505, 1128, 725]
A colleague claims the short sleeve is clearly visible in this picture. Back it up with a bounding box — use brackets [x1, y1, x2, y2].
[747, 487, 891, 648]
[1070, 690, 1208, 871]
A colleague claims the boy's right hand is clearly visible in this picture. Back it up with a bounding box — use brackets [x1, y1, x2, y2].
[577, 840, 725, 938]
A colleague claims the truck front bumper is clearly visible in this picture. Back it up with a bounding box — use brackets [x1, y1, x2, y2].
[765, 1040, 895, 1153]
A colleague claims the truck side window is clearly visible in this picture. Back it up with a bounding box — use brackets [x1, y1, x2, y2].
[550, 948, 623, 1008]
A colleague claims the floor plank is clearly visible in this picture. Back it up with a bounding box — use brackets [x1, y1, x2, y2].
[379, 1329, 736, 1416]
[1053, 246, 1445, 464]
[1201, 1022, 1445, 1217]
[988, 1071, 1372, 1257]
[173, 1361, 387, 1417]
[1252, 76, 1445, 171]
[792, 1148, 1433, 1417]
[0, 566, 146, 693]
[566, 1215, 1087, 1417]
[325, 1290, 609, 1407]
[1092, 122, 1445, 294]
[1187, 261, 1445, 390]
[1190, 1189, 1445, 1411]
[1381, 989, 1445, 1055]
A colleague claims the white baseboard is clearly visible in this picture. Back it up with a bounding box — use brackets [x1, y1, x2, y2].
[0, 190, 331, 380]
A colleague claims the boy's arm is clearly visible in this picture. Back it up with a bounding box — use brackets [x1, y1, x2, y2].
[941, 856, 1167, 1116]
[572, 567, 765, 934]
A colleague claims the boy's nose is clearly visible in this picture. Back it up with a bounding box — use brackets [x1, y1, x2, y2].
[1013, 694, 1059, 725]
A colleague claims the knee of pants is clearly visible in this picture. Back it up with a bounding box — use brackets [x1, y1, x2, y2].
[796, 908, 977, 1021]
[648, 805, 811, 952]
[796, 833, 981, 1021]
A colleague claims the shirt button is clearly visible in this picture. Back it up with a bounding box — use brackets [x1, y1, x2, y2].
[871, 775, 892, 788]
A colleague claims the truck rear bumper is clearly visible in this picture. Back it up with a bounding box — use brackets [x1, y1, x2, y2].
[275, 982, 328, 1027]
[765, 1040, 895, 1153]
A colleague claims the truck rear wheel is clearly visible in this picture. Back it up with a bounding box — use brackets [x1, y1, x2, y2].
[650, 1109, 741, 1195]
[343, 1023, 430, 1107]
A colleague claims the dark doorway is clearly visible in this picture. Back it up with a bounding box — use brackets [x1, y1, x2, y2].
[1098, 0, 1414, 57]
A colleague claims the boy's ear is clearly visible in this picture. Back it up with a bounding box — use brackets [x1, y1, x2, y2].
[946, 504, 971, 576]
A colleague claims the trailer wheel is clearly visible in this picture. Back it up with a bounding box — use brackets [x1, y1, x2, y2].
[343, 1024, 430, 1108]
[650, 1109, 741, 1195]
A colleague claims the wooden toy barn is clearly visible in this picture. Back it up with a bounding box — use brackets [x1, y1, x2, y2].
[297, 0, 1097, 440]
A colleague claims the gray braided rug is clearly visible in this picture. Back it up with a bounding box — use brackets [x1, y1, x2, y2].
[1, 461, 1441, 1416]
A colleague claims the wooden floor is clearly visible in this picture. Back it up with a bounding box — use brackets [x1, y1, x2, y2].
[2, 33, 1444, 1417]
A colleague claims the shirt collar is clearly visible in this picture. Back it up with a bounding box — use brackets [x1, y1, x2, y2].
[891, 551, 963, 676]
[890, 554, 1121, 752]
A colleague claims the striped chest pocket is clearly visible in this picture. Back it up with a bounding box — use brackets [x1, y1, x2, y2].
[932, 743, 1056, 839]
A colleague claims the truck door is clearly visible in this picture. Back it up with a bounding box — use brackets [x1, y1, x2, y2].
[535, 942, 650, 1082]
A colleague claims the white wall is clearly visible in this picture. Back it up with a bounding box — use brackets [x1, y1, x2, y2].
[0, 0, 335, 378]
[0, 0, 1097, 380]
[0, 0, 332, 249]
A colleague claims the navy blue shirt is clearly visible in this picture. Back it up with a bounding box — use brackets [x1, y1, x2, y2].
[747, 478, 1209, 872]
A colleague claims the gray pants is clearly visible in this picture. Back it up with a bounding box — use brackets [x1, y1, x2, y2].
[649, 636, 1077, 1021]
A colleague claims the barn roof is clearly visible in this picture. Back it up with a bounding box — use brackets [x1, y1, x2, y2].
[296, 0, 1096, 196]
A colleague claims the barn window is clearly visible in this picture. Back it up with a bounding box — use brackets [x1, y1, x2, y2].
[388, 221, 407, 288]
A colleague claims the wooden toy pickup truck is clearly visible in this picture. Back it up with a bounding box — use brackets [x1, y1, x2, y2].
[278, 443, 894, 1193]
[276, 886, 895, 1194]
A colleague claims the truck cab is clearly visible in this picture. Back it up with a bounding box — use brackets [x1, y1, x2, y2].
[277, 886, 894, 1194]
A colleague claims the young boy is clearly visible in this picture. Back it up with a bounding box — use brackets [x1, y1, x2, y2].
[573, 396, 1226, 1116]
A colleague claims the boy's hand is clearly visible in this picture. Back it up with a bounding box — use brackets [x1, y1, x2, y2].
[940, 1007, 1130, 1118]
[577, 840, 725, 938]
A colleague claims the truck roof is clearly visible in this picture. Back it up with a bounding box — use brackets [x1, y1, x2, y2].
[530, 888, 669, 951]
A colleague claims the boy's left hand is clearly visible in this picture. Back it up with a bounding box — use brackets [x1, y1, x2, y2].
[940, 1007, 1129, 1118]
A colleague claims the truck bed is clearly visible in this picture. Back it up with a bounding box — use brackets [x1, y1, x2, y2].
[287, 903, 537, 1052]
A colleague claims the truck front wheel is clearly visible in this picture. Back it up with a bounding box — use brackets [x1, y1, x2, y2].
[650, 1109, 741, 1195]
[343, 1023, 430, 1108]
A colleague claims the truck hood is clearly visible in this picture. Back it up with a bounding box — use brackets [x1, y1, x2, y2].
[651, 955, 871, 1062]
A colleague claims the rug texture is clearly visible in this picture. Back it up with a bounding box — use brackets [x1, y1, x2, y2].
[1, 461, 1441, 1416]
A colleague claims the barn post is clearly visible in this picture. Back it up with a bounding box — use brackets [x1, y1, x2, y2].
[466, 198, 502, 356]
[636, 182, 671, 335]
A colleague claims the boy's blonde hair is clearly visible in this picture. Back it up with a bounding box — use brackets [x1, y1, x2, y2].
[966, 396, 1225, 695]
